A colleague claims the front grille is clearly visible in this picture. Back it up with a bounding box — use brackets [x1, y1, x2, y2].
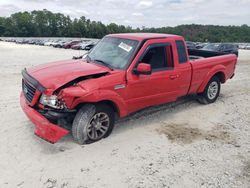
[22, 79, 36, 103]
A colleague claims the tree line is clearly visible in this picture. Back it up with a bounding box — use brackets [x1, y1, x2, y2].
[0, 9, 250, 42]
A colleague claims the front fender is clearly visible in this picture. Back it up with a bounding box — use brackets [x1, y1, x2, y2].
[71, 89, 128, 117]
[197, 65, 226, 93]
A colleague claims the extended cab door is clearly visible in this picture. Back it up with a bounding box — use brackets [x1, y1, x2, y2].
[175, 40, 192, 96]
[125, 39, 181, 113]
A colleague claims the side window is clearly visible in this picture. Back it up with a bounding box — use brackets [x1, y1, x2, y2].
[220, 45, 226, 50]
[225, 44, 232, 50]
[176, 40, 188, 64]
[141, 45, 173, 71]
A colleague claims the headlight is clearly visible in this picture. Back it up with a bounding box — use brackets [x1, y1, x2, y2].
[39, 94, 65, 109]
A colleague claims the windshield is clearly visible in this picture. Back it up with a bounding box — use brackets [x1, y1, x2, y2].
[202, 44, 219, 51]
[87, 37, 139, 69]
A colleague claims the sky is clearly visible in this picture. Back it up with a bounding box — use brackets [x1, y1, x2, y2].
[0, 0, 250, 28]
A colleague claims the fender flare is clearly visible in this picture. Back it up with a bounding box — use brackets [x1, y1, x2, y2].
[197, 65, 226, 93]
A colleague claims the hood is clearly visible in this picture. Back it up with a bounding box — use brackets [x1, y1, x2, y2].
[27, 59, 110, 90]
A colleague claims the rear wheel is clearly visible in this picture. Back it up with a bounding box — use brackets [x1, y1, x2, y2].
[72, 104, 115, 144]
[197, 76, 221, 104]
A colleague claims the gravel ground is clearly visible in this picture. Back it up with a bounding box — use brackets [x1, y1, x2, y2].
[0, 42, 249, 188]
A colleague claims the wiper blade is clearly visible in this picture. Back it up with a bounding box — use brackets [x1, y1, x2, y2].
[86, 55, 91, 63]
[93, 59, 113, 70]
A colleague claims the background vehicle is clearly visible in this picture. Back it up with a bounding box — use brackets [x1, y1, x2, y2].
[201, 43, 239, 56]
[195, 42, 207, 49]
[245, 45, 250, 50]
[186, 41, 196, 49]
[44, 40, 55, 46]
[82, 42, 97, 50]
[71, 41, 91, 50]
[52, 40, 67, 48]
[71, 43, 83, 50]
[20, 33, 237, 144]
[63, 40, 82, 49]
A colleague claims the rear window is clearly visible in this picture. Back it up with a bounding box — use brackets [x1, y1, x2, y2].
[176, 40, 188, 64]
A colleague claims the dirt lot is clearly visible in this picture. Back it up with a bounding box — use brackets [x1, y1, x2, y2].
[0, 42, 249, 188]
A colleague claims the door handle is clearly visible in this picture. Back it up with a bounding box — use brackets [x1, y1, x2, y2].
[169, 74, 180, 80]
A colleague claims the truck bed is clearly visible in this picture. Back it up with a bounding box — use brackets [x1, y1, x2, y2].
[188, 52, 237, 94]
[188, 49, 228, 60]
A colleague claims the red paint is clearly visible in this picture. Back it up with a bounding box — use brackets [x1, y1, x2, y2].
[21, 33, 237, 143]
[20, 93, 69, 143]
[63, 41, 81, 49]
[136, 63, 152, 74]
[28, 59, 110, 90]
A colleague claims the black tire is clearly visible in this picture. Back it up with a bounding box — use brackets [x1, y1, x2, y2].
[197, 76, 221, 104]
[72, 104, 115, 144]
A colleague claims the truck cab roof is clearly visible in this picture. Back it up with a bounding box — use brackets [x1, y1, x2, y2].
[107, 33, 183, 41]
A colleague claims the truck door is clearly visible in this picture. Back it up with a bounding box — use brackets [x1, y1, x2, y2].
[175, 40, 192, 96]
[126, 41, 180, 113]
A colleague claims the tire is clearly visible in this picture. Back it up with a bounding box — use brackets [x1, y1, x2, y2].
[72, 104, 115, 144]
[197, 76, 221, 104]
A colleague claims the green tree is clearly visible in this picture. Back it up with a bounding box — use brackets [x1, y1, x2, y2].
[0, 10, 250, 42]
[0, 17, 5, 36]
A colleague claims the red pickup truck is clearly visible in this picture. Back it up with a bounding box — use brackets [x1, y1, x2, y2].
[20, 33, 237, 144]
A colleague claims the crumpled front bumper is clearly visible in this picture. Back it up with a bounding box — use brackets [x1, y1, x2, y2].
[20, 92, 69, 143]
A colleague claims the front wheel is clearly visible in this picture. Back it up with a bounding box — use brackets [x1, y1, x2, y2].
[197, 76, 221, 104]
[72, 104, 115, 144]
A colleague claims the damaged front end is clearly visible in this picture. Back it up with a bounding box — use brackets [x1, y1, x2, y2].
[20, 93, 70, 143]
[21, 68, 108, 143]
[21, 69, 72, 143]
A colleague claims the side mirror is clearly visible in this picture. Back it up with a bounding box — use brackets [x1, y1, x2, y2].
[133, 63, 152, 75]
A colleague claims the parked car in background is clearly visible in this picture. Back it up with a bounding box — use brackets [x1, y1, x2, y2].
[83, 42, 98, 50]
[185, 41, 196, 49]
[71, 42, 86, 50]
[63, 40, 82, 49]
[44, 40, 55, 46]
[27, 39, 36, 45]
[1, 37, 101, 50]
[196, 42, 208, 49]
[16, 39, 24, 44]
[35, 39, 45, 46]
[18, 39, 30, 44]
[47, 39, 60, 46]
[52, 40, 67, 48]
[77, 42, 92, 50]
[245, 45, 250, 50]
[201, 43, 239, 56]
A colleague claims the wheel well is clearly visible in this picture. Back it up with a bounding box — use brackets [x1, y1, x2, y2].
[76, 100, 119, 116]
[213, 72, 226, 83]
[97, 100, 119, 115]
